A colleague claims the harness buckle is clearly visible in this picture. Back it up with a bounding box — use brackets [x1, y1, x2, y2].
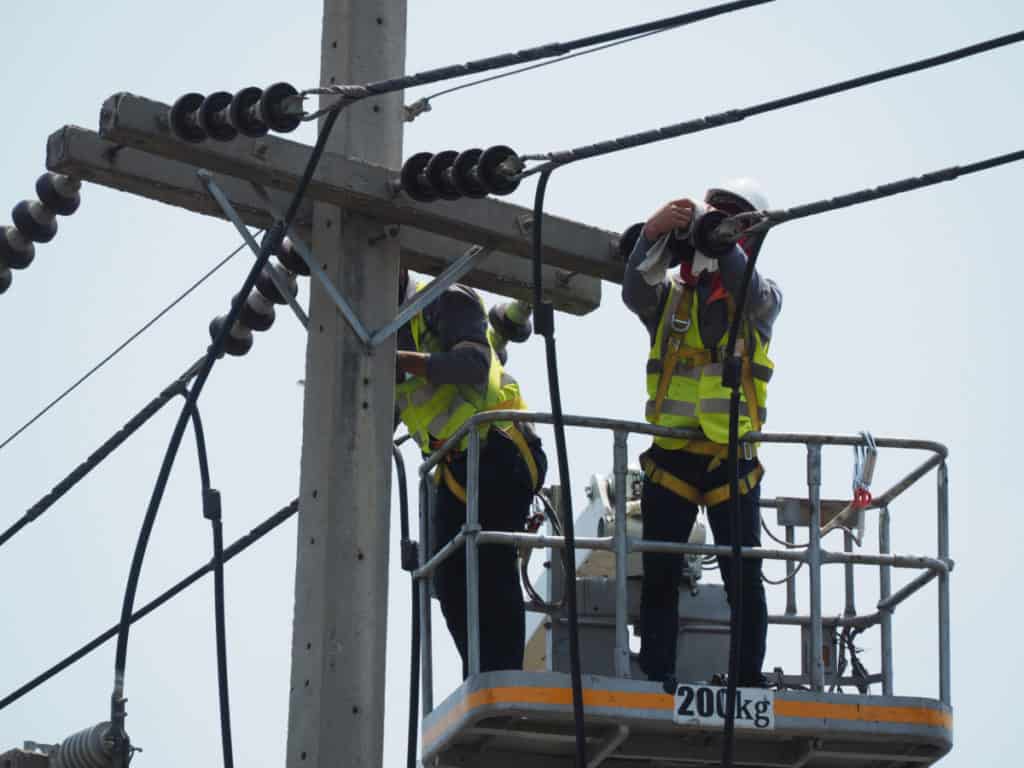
[671, 316, 691, 334]
[742, 441, 754, 461]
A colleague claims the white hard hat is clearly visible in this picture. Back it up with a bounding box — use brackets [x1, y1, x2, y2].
[705, 178, 769, 214]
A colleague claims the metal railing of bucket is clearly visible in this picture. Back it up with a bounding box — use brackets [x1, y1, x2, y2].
[412, 412, 951, 715]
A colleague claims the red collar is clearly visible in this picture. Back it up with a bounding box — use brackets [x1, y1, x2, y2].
[680, 262, 729, 303]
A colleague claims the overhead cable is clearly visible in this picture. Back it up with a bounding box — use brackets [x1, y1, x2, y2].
[0, 498, 298, 713]
[108, 99, 345, 767]
[404, 26, 674, 120]
[0, 359, 203, 551]
[517, 29, 1024, 174]
[0, 237, 252, 456]
[303, 0, 776, 120]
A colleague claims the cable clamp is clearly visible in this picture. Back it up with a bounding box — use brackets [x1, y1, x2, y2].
[403, 98, 432, 122]
[203, 488, 222, 521]
[534, 302, 555, 338]
[400, 539, 419, 572]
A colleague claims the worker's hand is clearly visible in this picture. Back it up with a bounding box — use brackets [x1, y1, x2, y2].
[643, 199, 695, 241]
[396, 351, 429, 379]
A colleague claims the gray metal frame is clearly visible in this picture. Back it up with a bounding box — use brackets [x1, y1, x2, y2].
[413, 413, 953, 713]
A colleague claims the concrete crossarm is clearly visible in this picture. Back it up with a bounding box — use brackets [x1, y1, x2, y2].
[45, 126, 600, 314]
[98, 92, 624, 283]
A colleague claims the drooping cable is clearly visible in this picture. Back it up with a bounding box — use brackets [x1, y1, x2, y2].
[108, 105, 345, 767]
[393, 445, 419, 768]
[0, 358, 204, 551]
[0, 499, 298, 713]
[302, 1, 776, 119]
[0, 237, 254, 456]
[517, 29, 1024, 174]
[529, 170, 586, 767]
[189, 404, 234, 768]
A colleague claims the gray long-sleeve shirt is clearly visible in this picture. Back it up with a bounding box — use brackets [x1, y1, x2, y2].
[396, 281, 491, 386]
[622, 235, 782, 347]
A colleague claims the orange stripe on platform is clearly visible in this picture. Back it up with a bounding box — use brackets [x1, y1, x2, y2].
[423, 686, 951, 750]
[773, 699, 953, 729]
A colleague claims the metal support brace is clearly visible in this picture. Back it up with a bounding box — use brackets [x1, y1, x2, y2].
[418, 474, 434, 715]
[806, 444, 825, 691]
[370, 244, 492, 346]
[879, 505, 894, 696]
[937, 462, 951, 705]
[252, 182, 492, 348]
[249, 183, 371, 345]
[612, 430, 630, 678]
[196, 171, 310, 328]
[465, 430, 482, 677]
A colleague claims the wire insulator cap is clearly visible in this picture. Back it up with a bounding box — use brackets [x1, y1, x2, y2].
[198, 91, 238, 142]
[209, 314, 253, 356]
[36, 173, 82, 216]
[0, 266, 11, 294]
[0, 225, 36, 269]
[229, 87, 268, 138]
[260, 82, 302, 134]
[169, 92, 207, 143]
[237, 289, 276, 332]
[255, 263, 298, 305]
[12, 201, 58, 243]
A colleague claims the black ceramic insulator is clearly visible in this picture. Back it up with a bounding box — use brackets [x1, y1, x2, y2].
[477, 145, 521, 196]
[209, 315, 253, 357]
[277, 237, 309, 276]
[260, 82, 301, 134]
[425, 150, 460, 201]
[36, 173, 81, 216]
[0, 225, 36, 269]
[169, 92, 207, 143]
[255, 263, 298, 305]
[451, 148, 487, 199]
[238, 290, 276, 332]
[0, 266, 11, 294]
[198, 91, 238, 142]
[400, 152, 439, 203]
[12, 200, 57, 243]
[230, 87, 268, 138]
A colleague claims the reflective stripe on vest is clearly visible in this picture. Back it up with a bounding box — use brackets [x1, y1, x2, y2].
[396, 284, 528, 453]
[645, 277, 774, 449]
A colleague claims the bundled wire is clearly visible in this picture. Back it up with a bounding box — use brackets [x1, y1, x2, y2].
[189, 405, 234, 768]
[108, 103, 345, 767]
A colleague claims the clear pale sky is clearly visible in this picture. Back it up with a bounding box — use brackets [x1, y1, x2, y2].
[1, 1, 1020, 765]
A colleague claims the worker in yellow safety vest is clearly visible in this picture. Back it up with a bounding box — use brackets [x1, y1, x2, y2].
[395, 268, 547, 677]
[621, 179, 782, 689]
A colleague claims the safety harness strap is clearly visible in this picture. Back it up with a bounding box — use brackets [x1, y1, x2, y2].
[435, 423, 540, 504]
[652, 285, 695, 422]
[641, 455, 764, 508]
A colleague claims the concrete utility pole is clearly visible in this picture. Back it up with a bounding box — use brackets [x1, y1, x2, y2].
[45, 2, 620, 763]
[285, 3, 406, 766]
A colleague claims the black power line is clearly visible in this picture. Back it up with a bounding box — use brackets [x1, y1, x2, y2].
[0, 359, 203, 551]
[0, 498, 298, 713]
[519, 29, 1024, 173]
[0, 238, 253, 456]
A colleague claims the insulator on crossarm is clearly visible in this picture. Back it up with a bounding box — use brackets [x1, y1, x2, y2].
[237, 289, 276, 332]
[0, 225, 36, 269]
[400, 145, 521, 203]
[0, 265, 11, 294]
[261, 231, 309, 276]
[36, 173, 82, 216]
[229, 82, 301, 139]
[209, 314, 253, 356]
[169, 92, 207, 143]
[255, 262, 299, 305]
[198, 91, 238, 142]
[12, 199, 58, 243]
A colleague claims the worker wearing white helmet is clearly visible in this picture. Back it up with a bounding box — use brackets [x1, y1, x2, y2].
[621, 179, 782, 689]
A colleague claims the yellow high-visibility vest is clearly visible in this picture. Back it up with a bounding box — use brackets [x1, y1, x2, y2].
[396, 285, 526, 454]
[646, 277, 774, 450]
